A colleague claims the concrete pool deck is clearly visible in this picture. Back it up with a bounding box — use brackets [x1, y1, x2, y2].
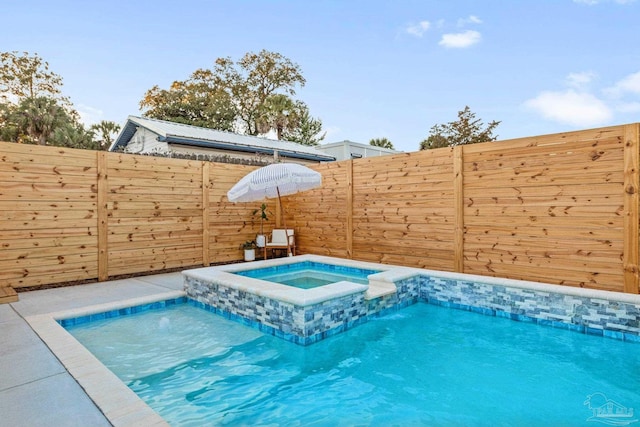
[1, 272, 184, 427]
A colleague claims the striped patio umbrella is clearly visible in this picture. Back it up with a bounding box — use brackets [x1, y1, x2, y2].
[227, 163, 322, 255]
[227, 163, 322, 202]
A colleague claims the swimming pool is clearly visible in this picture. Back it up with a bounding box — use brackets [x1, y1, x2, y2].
[28, 256, 640, 426]
[235, 261, 380, 288]
[64, 299, 640, 426]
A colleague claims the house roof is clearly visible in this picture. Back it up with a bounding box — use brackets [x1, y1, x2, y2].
[319, 139, 400, 153]
[110, 116, 336, 162]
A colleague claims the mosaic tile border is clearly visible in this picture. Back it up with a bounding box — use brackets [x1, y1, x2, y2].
[185, 275, 372, 345]
[184, 271, 428, 345]
[421, 276, 640, 343]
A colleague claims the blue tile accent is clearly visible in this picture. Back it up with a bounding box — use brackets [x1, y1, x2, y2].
[58, 297, 187, 327]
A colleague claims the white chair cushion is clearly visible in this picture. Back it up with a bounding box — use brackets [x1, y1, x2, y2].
[266, 229, 294, 246]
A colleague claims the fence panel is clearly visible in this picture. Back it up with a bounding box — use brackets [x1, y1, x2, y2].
[105, 153, 205, 276]
[350, 150, 456, 270]
[462, 127, 626, 292]
[0, 143, 98, 288]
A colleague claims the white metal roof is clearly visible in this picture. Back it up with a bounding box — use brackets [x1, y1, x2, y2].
[111, 115, 335, 162]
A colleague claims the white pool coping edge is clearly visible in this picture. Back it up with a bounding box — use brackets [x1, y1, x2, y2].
[182, 254, 418, 304]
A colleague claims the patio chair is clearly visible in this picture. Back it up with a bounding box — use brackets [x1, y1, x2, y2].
[266, 229, 295, 257]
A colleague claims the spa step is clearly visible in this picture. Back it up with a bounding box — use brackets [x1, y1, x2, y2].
[0, 286, 18, 304]
[365, 280, 397, 300]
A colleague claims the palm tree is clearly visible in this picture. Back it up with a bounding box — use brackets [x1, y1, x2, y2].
[90, 120, 121, 150]
[370, 137, 394, 149]
[14, 96, 69, 145]
[256, 94, 298, 140]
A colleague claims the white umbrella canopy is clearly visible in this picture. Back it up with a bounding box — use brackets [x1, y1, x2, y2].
[226, 163, 322, 256]
[227, 163, 322, 203]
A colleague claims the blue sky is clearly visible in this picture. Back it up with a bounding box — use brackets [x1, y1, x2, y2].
[4, 0, 640, 152]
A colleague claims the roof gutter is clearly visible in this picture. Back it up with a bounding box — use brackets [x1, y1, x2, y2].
[160, 135, 335, 162]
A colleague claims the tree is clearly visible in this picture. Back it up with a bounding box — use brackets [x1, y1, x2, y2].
[420, 106, 500, 150]
[90, 120, 121, 150]
[0, 102, 19, 141]
[141, 50, 311, 140]
[369, 137, 394, 149]
[1, 95, 101, 148]
[140, 78, 236, 131]
[0, 51, 120, 150]
[213, 50, 306, 136]
[50, 122, 96, 149]
[0, 51, 68, 105]
[256, 94, 298, 140]
[12, 96, 70, 145]
[281, 101, 326, 146]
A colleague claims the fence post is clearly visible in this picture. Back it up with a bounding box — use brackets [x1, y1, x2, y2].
[623, 124, 639, 294]
[453, 146, 464, 273]
[347, 161, 354, 259]
[202, 161, 211, 267]
[97, 151, 108, 281]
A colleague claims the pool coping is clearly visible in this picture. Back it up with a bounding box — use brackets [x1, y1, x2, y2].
[183, 254, 417, 304]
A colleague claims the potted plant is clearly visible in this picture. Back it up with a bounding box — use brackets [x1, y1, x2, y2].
[240, 240, 256, 261]
[252, 203, 269, 248]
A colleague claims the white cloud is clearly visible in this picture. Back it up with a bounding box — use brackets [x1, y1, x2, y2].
[406, 21, 431, 37]
[439, 30, 482, 48]
[604, 71, 640, 97]
[525, 69, 640, 127]
[566, 71, 597, 89]
[524, 90, 612, 127]
[457, 15, 482, 27]
[76, 104, 104, 126]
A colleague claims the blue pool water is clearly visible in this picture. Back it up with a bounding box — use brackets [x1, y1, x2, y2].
[235, 261, 380, 288]
[66, 301, 640, 426]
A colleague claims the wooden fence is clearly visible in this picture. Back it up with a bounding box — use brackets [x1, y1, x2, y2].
[0, 143, 275, 291]
[0, 122, 638, 296]
[287, 124, 639, 294]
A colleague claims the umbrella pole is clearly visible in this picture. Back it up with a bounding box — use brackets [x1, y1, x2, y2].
[277, 187, 292, 256]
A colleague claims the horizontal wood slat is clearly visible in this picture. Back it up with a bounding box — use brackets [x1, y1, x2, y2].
[1, 123, 637, 294]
